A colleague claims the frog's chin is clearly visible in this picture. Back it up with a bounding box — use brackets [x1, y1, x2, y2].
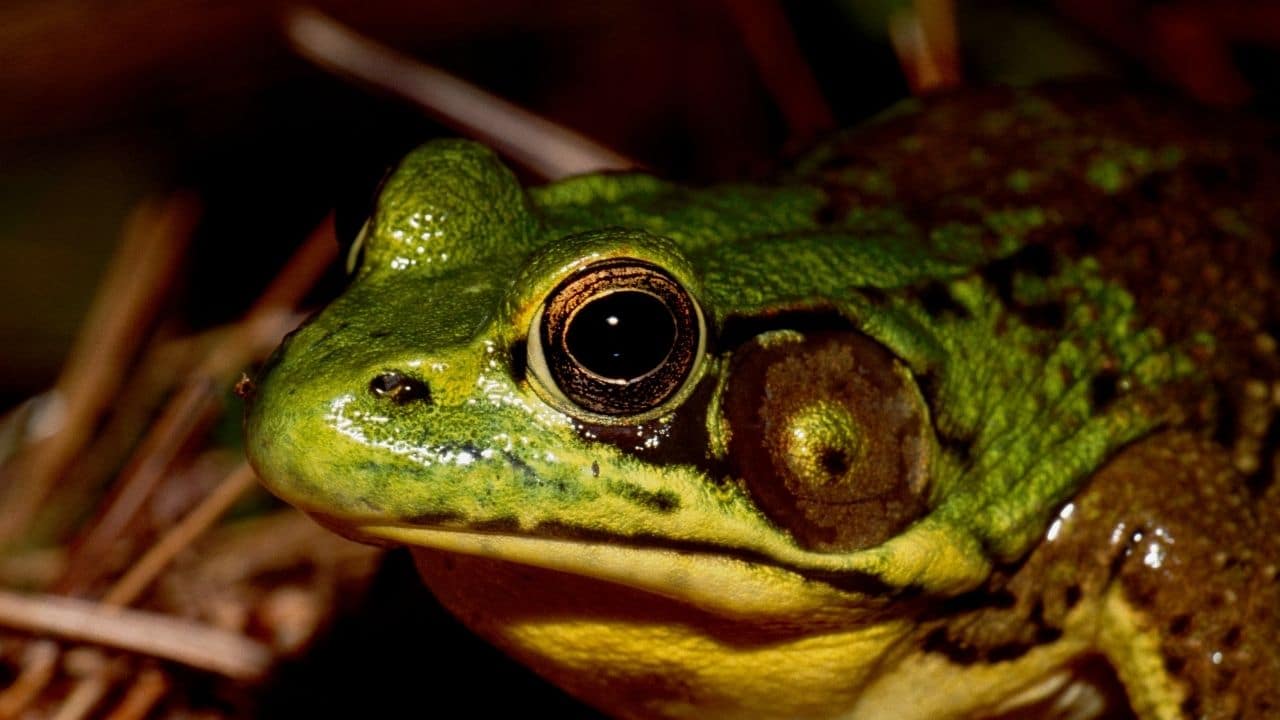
[344, 521, 863, 620]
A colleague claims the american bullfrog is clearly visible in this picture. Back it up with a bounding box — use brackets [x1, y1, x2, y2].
[244, 84, 1280, 719]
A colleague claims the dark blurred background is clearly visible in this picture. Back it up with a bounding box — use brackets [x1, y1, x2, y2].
[4, 0, 1280, 410]
[0, 0, 810, 409]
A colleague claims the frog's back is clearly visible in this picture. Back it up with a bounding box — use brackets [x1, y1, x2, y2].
[246, 80, 1280, 720]
[806, 84, 1280, 718]
[807, 84, 1280, 426]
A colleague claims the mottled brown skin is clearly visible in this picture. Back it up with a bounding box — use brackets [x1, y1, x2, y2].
[813, 85, 1280, 454]
[923, 433, 1280, 718]
[811, 84, 1280, 718]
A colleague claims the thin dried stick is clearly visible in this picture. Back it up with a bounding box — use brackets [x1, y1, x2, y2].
[720, 0, 835, 147]
[0, 590, 272, 679]
[50, 655, 122, 720]
[103, 667, 168, 720]
[889, 0, 962, 95]
[39, 218, 327, 714]
[51, 324, 241, 526]
[47, 464, 260, 718]
[101, 463, 258, 607]
[0, 392, 46, 463]
[193, 509, 378, 588]
[0, 639, 59, 717]
[55, 383, 223, 594]
[0, 195, 198, 544]
[284, 7, 637, 180]
[57, 217, 336, 594]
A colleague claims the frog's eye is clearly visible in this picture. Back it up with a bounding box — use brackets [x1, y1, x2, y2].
[527, 259, 705, 420]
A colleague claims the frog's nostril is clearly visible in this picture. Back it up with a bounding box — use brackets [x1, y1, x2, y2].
[368, 372, 432, 405]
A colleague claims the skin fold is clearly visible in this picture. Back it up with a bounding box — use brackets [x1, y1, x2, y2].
[246, 84, 1279, 719]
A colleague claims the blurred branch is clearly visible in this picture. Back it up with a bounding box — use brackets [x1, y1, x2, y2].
[0, 640, 59, 717]
[101, 463, 258, 607]
[0, 195, 198, 545]
[56, 216, 336, 595]
[0, 590, 272, 679]
[720, 0, 835, 148]
[889, 0, 962, 95]
[103, 666, 168, 720]
[284, 6, 638, 179]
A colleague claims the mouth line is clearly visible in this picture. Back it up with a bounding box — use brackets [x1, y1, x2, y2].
[514, 518, 899, 592]
[302, 500, 903, 596]
[349, 520, 876, 618]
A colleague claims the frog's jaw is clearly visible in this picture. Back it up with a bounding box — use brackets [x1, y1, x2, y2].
[411, 550, 1123, 720]
[412, 548, 913, 720]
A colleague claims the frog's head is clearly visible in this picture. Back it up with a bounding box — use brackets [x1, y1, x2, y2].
[246, 139, 1187, 717]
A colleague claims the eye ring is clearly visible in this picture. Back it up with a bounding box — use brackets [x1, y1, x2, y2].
[527, 259, 706, 421]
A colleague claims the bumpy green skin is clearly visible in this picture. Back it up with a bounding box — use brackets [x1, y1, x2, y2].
[251, 119, 1172, 568]
[247, 84, 1279, 717]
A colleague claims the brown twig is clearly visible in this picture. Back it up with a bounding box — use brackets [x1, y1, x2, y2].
[50, 652, 123, 720]
[720, 0, 835, 148]
[0, 590, 272, 679]
[0, 195, 199, 545]
[283, 7, 638, 180]
[0, 639, 59, 717]
[47, 324, 238, 539]
[0, 392, 46, 464]
[889, 0, 962, 95]
[56, 216, 336, 595]
[101, 463, 258, 607]
[43, 464, 262, 718]
[103, 666, 168, 720]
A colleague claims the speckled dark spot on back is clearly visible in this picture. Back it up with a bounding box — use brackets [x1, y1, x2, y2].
[914, 281, 972, 320]
[1089, 371, 1122, 412]
[813, 84, 1280, 446]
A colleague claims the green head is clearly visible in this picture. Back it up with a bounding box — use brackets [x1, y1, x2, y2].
[246, 136, 1190, 714]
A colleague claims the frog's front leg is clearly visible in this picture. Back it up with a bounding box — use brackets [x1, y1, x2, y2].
[934, 432, 1279, 719]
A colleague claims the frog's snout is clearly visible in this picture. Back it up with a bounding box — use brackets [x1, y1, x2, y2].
[367, 371, 432, 406]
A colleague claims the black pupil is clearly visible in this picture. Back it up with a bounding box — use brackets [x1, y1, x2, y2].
[565, 291, 676, 380]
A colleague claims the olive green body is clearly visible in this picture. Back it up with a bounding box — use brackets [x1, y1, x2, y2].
[246, 85, 1279, 718]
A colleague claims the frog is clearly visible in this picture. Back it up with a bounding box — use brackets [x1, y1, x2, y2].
[244, 83, 1280, 719]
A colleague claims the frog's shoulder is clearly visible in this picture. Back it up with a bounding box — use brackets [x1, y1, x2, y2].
[807, 82, 1280, 442]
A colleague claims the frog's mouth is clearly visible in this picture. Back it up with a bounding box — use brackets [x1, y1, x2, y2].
[334, 519, 868, 619]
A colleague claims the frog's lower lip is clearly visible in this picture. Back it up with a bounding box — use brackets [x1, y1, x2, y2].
[350, 521, 857, 618]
